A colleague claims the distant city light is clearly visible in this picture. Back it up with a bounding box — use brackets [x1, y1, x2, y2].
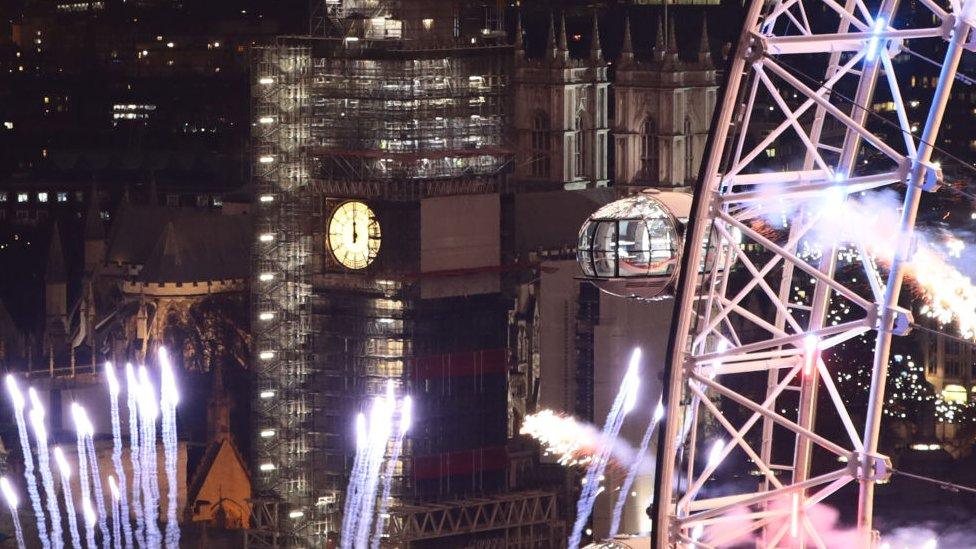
[910, 443, 942, 451]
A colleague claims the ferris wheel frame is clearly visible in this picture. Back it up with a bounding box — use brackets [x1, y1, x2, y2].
[651, 0, 974, 546]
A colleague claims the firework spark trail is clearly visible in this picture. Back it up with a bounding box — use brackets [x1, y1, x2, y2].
[85, 432, 112, 547]
[355, 388, 395, 548]
[609, 399, 664, 538]
[105, 363, 134, 549]
[158, 349, 181, 549]
[5, 376, 50, 549]
[138, 366, 162, 547]
[27, 396, 63, 549]
[371, 395, 412, 549]
[340, 412, 369, 549]
[6, 374, 50, 548]
[82, 499, 98, 549]
[72, 404, 97, 549]
[1, 477, 26, 549]
[108, 476, 121, 549]
[569, 348, 642, 549]
[125, 364, 145, 547]
[53, 447, 82, 549]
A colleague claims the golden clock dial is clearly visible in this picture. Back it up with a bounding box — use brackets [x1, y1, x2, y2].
[327, 201, 381, 270]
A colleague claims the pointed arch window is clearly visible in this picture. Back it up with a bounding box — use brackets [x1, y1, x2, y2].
[684, 117, 694, 182]
[531, 112, 551, 178]
[640, 117, 658, 183]
[575, 113, 586, 179]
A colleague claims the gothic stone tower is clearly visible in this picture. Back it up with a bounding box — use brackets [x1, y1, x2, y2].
[614, 14, 719, 189]
[513, 13, 610, 191]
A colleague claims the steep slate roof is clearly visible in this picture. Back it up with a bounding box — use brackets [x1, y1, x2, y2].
[139, 215, 251, 283]
[106, 203, 251, 283]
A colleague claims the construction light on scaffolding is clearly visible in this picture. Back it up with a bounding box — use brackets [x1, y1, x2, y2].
[259, 195, 274, 203]
[289, 511, 304, 519]
[259, 273, 275, 281]
[260, 429, 276, 438]
[260, 390, 275, 399]
[259, 155, 275, 164]
[259, 312, 275, 321]
[258, 116, 274, 124]
[259, 463, 276, 472]
[259, 233, 274, 242]
[259, 77, 273, 85]
[259, 351, 275, 360]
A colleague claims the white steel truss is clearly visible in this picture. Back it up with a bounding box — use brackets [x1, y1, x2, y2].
[654, 0, 974, 545]
[384, 491, 564, 547]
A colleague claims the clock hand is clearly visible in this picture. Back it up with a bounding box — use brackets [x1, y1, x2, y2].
[352, 218, 358, 244]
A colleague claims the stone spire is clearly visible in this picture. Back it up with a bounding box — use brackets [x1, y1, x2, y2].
[589, 11, 602, 61]
[557, 12, 569, 62]
[620, 14, 634, 65]
[698, 15, 714, 66]
[653, 16, 666, 62]
[664, 15, 681, 64]
[46, 222, 66, 284]
[546, 13, 557, 59]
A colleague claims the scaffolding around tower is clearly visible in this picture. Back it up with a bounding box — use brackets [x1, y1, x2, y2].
[248, 2, 536, 545]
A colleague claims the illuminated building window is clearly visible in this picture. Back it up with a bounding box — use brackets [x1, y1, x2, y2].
[37, 192, 48, 203]
[16, 193, 28, 203]
[640, 117, 658, 183]
[942, 384, 968, 404]
[575, 113, 586, 179]
[56, 192, 67, 203]
[530, 113, 550, 178]
[0, 192, 7, 202]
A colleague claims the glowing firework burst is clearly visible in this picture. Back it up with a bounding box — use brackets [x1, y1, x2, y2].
[520, 410, 599, 468]
[758, 189, 976, 340]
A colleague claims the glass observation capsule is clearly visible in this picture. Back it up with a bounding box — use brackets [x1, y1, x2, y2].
[577, 189, 693, 300]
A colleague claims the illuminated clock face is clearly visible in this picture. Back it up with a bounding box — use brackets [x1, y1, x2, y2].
[328, 201, 381, 270]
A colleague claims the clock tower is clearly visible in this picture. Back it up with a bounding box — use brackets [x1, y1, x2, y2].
[252, 2, 519, 540]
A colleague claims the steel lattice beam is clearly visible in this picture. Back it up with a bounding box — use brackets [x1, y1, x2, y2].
[653, 0, 972, 545]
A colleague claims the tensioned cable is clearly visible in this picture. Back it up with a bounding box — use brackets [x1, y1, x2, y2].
[891, 468, 976, 495]
[909, 322, 976, 347]
[768, 54, 976, 203]
[901, 44, 976, 86]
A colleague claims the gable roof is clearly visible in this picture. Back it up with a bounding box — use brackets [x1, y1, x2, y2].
[185, 437, 251, 512]
[105, 203, 251, 283]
